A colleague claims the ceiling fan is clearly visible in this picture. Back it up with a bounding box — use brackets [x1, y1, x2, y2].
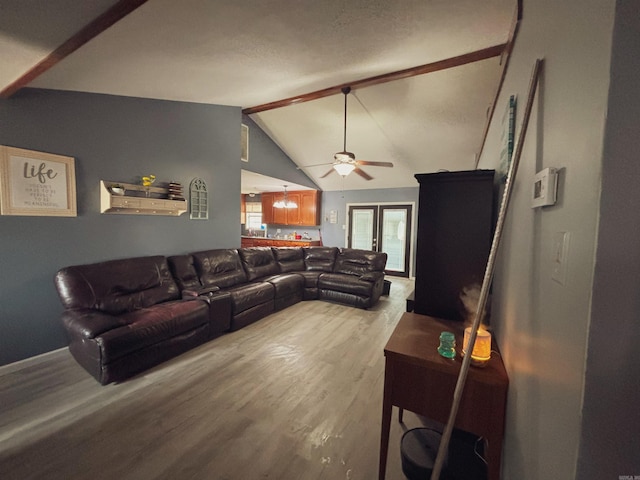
[303, 86, 394, 180]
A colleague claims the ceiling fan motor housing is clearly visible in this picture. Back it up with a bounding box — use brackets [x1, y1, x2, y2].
[334, 151, 356, 162]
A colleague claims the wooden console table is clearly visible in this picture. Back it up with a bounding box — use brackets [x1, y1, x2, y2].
[379, 312, 508, 480]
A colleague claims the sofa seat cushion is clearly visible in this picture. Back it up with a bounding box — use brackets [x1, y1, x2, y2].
[260, 273, 304, 299]
[318, 273, 378, 297]
[224, 282, 275, 314]
[97, 299, 210, 364]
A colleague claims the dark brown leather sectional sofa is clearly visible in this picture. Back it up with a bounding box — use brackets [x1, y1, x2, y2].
[54, 246, 387, 385]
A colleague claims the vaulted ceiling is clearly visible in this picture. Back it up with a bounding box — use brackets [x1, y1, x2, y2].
[0, 0, 516, 191]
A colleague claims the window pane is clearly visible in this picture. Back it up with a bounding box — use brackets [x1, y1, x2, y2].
[381, 209, 406, 272]
[352, 209, 374, 250]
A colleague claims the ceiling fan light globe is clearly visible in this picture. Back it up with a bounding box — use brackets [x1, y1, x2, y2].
[333, 163, 356, 176]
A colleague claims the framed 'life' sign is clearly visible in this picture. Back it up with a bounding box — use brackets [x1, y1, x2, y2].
[0, 146, 77, 217]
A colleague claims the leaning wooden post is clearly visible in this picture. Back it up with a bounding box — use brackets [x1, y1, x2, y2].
[430, 58, 544, 480]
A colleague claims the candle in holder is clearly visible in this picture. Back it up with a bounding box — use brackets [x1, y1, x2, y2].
[462, 326, 492, 367]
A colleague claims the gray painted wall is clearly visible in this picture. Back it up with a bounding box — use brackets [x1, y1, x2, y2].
[577, 0, 640, 476]
[241, 114, 319, 189]
[0, 89, 413, 366]
[0, 88, 241, 365]
[477, 0, 618, 478]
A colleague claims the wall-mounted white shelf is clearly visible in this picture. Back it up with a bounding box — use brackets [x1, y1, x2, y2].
[100, 180, 187, 216]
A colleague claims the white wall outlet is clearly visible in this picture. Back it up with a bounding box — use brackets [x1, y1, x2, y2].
[276, 228, 281, 234]
[552, 231, 570, 285]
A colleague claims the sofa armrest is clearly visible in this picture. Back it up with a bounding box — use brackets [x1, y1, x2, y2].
[61, 309, 128, 340]
[360, 271, 384, 283]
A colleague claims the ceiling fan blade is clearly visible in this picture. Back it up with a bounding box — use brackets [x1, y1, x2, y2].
[355, 161, 394, 168]
[354, 167, 373, 180]
[297, 162, 335, 169]
[320, 168, 337, 178]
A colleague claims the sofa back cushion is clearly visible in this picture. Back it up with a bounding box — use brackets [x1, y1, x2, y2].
[303, 246, 339, 272]
[54, 256, 180, 314]
[167, 255, 202, 291]
[238, 247, 280, 281]
[272, 247, 305, 272]
[192, 249, 247, 288]
[334, 248, 388, 276]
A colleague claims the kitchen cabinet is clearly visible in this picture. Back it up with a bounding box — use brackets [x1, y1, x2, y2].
[273, 192, 289, 225]
[261, 192, 275, 224]
[241, 237, 321, 248]
[240, 194, 246, 224]
[260, 190, 321, 226]
[298, 190, 321, 226]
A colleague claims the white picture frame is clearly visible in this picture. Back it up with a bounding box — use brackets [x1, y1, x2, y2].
[0, 145, 77, 217]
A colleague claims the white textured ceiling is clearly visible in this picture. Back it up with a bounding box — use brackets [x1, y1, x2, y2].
[1, 0, 515, 191]
[241, 170, 313, 195]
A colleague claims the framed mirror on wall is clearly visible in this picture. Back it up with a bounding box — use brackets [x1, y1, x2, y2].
[189, 177, 208, 220]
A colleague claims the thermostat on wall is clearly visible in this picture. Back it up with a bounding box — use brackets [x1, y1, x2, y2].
[532, 167, 558, 208]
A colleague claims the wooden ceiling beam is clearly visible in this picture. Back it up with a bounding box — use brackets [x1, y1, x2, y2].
[0, 0, 150, 99]
[242, 43, 507, 115]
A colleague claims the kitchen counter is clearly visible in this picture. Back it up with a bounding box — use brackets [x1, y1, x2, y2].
[241, 236, 321, 247]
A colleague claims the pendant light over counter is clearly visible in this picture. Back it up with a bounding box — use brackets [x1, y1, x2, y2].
[273, 185, 297, 209]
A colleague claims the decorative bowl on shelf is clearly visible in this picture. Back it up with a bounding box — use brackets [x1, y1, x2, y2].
[110, 186, 126, 196]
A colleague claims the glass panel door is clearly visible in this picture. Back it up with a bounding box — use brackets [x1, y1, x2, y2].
[349, 206, 378, 250]
[348, 204, 412, 277]
[380, 206, 411, 276]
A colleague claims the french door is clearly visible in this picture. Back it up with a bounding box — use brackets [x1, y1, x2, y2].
[347, 204, 412, 277]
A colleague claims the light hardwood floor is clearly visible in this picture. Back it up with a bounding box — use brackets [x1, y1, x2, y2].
[0, 278, 428, 480]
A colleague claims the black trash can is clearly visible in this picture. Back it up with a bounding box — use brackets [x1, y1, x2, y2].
[400, 427, 488, 480]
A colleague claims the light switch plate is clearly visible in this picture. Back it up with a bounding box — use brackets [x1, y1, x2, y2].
[552, 231, 570, 285]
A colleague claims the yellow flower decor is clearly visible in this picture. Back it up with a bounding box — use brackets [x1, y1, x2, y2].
[142, 175, 156, 187]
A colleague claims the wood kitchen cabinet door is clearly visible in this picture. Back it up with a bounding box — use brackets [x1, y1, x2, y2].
[261, 193, 275, 224]
[272, 193, 288, 224]
[298, 190, 321, 226]
[260, 190, 321, 226]
[284, 192, 301, 225]
[240, 194, 247, 224]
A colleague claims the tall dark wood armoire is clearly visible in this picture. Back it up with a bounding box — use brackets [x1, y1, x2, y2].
[414, 170, 495, 321]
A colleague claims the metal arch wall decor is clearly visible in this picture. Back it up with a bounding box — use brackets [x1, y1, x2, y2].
[189, 177, 208, 220]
